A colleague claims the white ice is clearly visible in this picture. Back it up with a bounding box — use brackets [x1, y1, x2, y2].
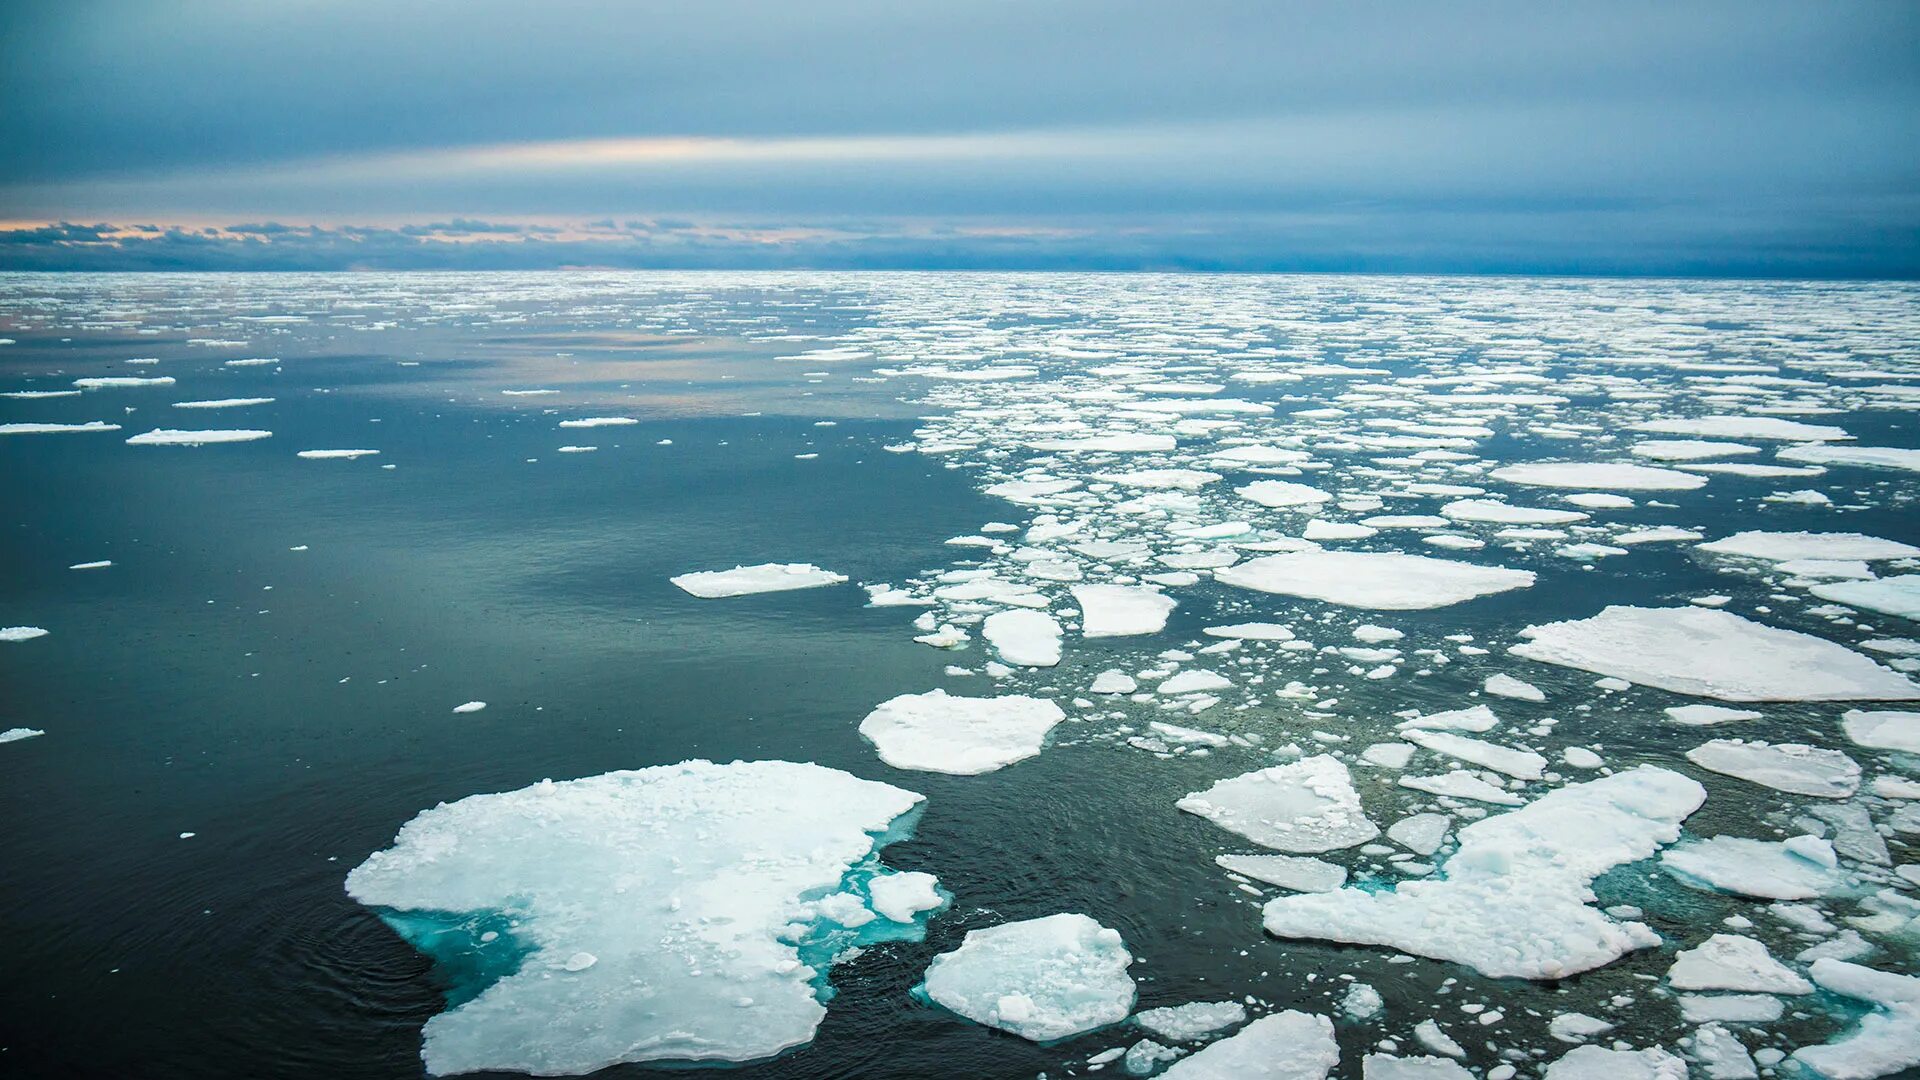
[1842, 710, 1920, 753]
[1510, 606, 1920, 701]
[1134, 1001, 1247, 1042]
[1697, 532, 1920, 562]
[1177, 756, 1379, 853]
[1685, 739, 1860, 798]
[1661, 835, 1852, 899]
[1159, 1011, 1338, 1080]
[346, 760, 930, 1076]
[670, 563, 848, 598]
[1791, 960, 1920, 1080]
[982, 609, 1064, 667]
[1667, 934, 1812, 993]
[126, 428, 273, 445]
[1490, 462, 1707, 491]
[1073, 585, 1177, 637]
[859, 689, 1064, 774]
[1543, 1045, 1687, 1080]
[1217, 551, 1533, 610]
[919, 913, 1135, 1042]
[1262, 767, 1705, 978]
[1812, 576, 1920, 621]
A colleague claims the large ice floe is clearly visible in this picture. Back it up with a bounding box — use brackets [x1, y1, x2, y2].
[1215, 551, 1534, 610]
[1177, 755, 1379, 853]
[859, 689, 1064, 774]
[1260, 767, 1705, 978]
[669, 563, 848, 598]
[346, 760, 937, 1076]
[1159, 1010, 1339, 1079]
[1489, 461, 1707, 491]
[1510, 606, 1920, 701]
[917, 913, 1135, 1041]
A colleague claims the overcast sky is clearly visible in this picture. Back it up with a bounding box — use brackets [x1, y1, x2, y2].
[2, 0, 1916, 273]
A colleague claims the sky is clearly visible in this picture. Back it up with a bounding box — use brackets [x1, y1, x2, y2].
[2, 0, 1916, 275]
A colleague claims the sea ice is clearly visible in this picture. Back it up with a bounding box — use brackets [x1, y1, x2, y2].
[919, 913, 1135, 1042]
[1667, 934, 1812, 993]
[1842, 710, 1920, 753]
[1542, 1045, 1688, 1080]
[670, 563, 848, 598]
[1510, 606, 1920, 701]
[1630, 416, 1850, 442]
[0, 727, 46, 743]
[859, 689, 1064, 774]
[1400, 730, 1546, 779]
[1237, 480, 1331, 508]
[1362, 1056, 1474, 1080]
[0, 626, 50, 642]
[1440, 499, 1586, 525]
[1665, 704, 1763, 726]
[1072, 585, 1177, 637]
[1483, 673, 1545, 702]
[1134, 1001, 1247, 1042]
[1685, 739, 1860, 798]
[346, 760, 931, 1075]
[1217, 551, 1533, 610]
[1262, 767, 1706, 978]
[125, 428, 272, 445]
[1215, 854, 1347, 892]
[982, 610, 1064, 667]
[1791, 960, 1920, 1080]
[1778, 445, 1920, 473]
[1661, 836, 1852, 899]
[1697, 532, 1920, 562]
[1158, 1011, 1338, 1079]
[1811, 576, 1920, 621]
[297, 449, 381, 460]
[1490, 462, 1707, 491]
[0, 421, 122, 435]
[1177, 756, 1379, 853]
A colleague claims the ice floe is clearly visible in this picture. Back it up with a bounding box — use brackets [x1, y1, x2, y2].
[1510, 606, 1920, 701]
[1490, 462, 1707, 491]
[1177, 756, 1379, 853]
[670, 563, 848, 598]
[125, 428, 273, 446]
[1072, 585, 1177, 637]
[346, 760, 932, 1075]
[1158, 1010, 1337, 1079]
[1685, 739, 1861, 797]
[859, 689, 1063, 774]
[1261, 767, 1705, 978]
[982, 609, 1063, 667]
[1216, 551, 1533, 610]
[919, 913, 1134, 1041]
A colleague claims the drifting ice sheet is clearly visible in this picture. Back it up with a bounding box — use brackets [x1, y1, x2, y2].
[1178, 756, 1379, 853]
[670, 563, 848, 598]
[1510, 606, 1920, 701]
[1216, 551, 1534, 610]
[919, 913, 1135, 1041]
[858, 689, 1063, 774]
[1262, 767, 1705, 978]
[1159, 1010, 1338, 1080]
[346, 760, 931, 1076]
